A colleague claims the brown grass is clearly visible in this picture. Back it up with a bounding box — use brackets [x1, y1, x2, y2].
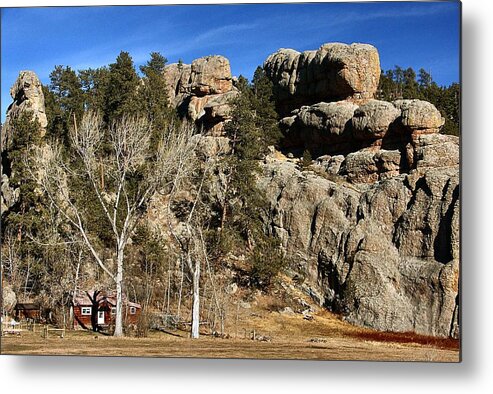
[1, 329, 459, 362]
[1, 276, 459, 361]
[1, 308, 460, 362]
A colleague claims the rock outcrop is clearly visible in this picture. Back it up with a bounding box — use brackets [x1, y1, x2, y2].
[1, 174, 19, 215]
[279, 100, 358, 154]
[394, 99, 445, 135]
[277, 96, 450, 184]
[2, 70, 47, 151]
[259, 42, 459, 338]
[279, 98, 444, 157]
[264, 43, 380, 116]
[189, 56, 233, 96]
[2, 71, 48, 217]
[352, 100, 401, 140]
[164, 56, 239, 135]
[160, 44, 459, 338]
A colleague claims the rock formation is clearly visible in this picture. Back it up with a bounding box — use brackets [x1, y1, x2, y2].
[2, 70, 47, 151]
[259, 43, 459, 338]
[260, 156, 459, 337]
[264, 43, 380, 116]
[276, 93, 452, 183]
[1, 71, 48, 217]
[1, 173, 20, 216]
[164, 56, 239, 135]
[156, 44, 459, 338]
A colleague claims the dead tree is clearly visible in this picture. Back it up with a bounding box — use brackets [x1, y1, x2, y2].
[166, 147, 215, 339]
[32, 112, 196, 336]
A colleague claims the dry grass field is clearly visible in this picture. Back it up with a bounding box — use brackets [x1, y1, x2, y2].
[1, 310, 460, 362]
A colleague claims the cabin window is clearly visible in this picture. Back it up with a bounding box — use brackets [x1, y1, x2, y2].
[129, 306, 136, 315]
[81, 307, 91, 315]
[111, 307, 116, 315]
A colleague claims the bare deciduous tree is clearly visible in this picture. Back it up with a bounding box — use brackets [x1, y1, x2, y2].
[33, 112, 196, 336]
[166, 148, 215, 339]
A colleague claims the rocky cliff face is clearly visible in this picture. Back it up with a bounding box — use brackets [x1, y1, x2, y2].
[260, 43, 459, 338]
[164, 56, 239, 135]
[259, 157, 458, 337]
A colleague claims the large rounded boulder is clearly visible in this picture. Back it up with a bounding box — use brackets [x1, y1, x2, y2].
[351, 100, 400, 140]
[264, 43, 380, 115]
[394, 99, 445, 134]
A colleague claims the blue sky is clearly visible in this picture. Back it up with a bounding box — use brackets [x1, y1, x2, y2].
[1, 2, 460, 122]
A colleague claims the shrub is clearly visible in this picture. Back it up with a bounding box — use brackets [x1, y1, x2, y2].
[300, 149, 312, 169]
[248, 236, 285, 289]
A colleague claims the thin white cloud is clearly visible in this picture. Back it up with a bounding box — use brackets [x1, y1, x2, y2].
[326, 4, 451, 25]
[157, 23, 259, 58]
[192, 23, 258, 43]
[251, 3, 452, 34]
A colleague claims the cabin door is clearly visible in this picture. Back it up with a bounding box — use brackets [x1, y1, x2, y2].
[97, 311, 105, 325]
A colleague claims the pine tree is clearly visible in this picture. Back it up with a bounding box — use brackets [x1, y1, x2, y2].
[79, 67, 110, 114]
[49, 66, 84, 119]
[378, 65, 460, 136]
[418, 68, 433, 89]
[3, 112, 47, 245]
[393, 65, 404, 98]
[219, 74, 284, 288]
[47, 65, 85, 142]
[104, 51, 142, 123]
[403, 67, 419, 98]
[377, 70, 395, 101]
[440, 83, 460, 136]
[252, 66, 282, 148]
[139, 52, 173, 148]
[301, 149, 312, 169]
[223, 75, 264, 238]
[140, 51, 167, 76]
[42, 85, 65, 142]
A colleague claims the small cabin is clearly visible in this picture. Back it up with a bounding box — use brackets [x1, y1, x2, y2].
[72, 290, 141, 331]
[14, 303, 41, 322]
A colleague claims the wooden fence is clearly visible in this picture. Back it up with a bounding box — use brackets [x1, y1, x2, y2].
[1, 320, 65, 338]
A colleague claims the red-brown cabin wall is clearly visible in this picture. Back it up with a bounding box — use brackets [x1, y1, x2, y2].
[73, 306, 92, 329]
[72, 304, 141, 329]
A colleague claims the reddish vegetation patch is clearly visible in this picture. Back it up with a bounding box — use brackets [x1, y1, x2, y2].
[352, 330, 460, 350]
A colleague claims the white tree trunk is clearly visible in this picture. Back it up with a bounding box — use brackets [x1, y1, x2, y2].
[191, 256, 200, 339]
[177, 257, 184, 319]
[114, 252, 124, 337]
[70, 252, 81, 329]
